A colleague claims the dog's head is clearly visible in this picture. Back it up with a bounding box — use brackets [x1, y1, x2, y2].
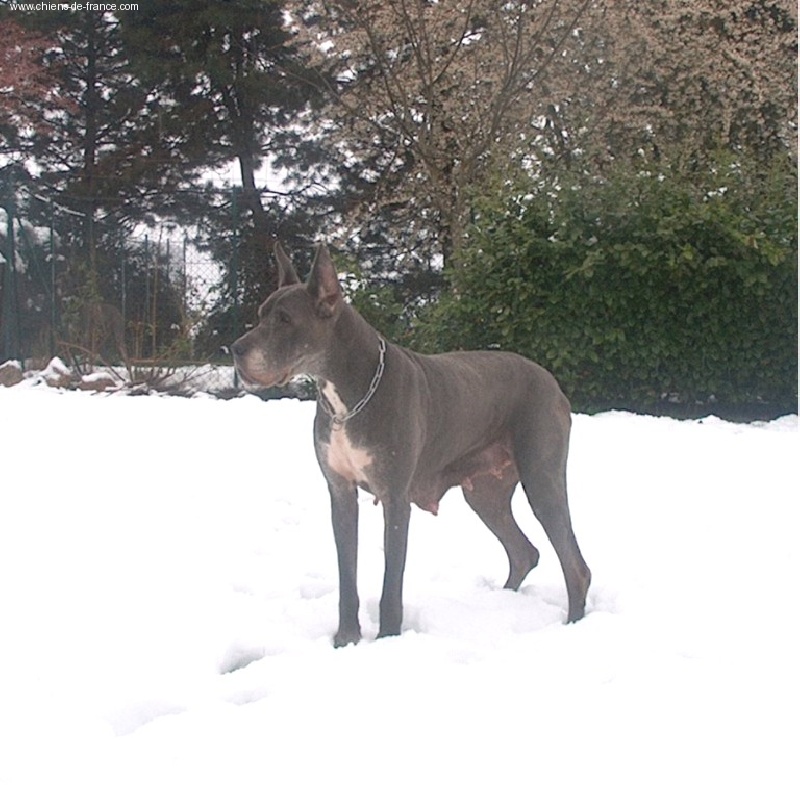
[231, 243, 344, 388]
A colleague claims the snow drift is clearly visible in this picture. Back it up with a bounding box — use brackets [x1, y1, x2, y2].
[0, 386, 796, 795]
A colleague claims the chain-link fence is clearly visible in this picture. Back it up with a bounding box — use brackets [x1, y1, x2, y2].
[0, 191, 252, 396]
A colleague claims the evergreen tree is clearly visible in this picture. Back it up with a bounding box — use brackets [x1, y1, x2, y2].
[121, 0, 324, 309]
[3, 9, 201, 361]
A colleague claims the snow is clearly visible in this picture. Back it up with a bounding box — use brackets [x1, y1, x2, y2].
[39, 355, 71, 377]
[0, 386, 797, 795]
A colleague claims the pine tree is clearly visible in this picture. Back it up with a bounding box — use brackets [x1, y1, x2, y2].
[120, 0, 325, 330]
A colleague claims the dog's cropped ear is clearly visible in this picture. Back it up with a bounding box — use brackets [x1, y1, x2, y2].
[274, 242, 300, 288]
[307, 244, 342, 318]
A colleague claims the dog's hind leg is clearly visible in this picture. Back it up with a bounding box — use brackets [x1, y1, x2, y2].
[462, 469, 540, 591]
[522, 475, 590, 622]
[514, 407, 591, 622]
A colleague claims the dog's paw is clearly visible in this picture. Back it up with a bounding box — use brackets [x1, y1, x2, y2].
[333, 627, 361, 648]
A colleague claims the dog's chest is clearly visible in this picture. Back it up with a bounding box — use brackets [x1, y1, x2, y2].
[318, 381, 375, 485]
[324, 427, 374, 485]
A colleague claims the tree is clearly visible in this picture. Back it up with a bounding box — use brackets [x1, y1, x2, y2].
[291, 0, 594, 269]
[119, 0, 328, 342]
[415, 153, 797, 412]
[544, 0, 798, 169]
[1, 9, 207, 362]
[0, 15, 67, 154]
[14, 10, 215, 254]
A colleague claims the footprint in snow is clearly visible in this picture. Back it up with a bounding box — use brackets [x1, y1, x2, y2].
[218, 645, 265, 675]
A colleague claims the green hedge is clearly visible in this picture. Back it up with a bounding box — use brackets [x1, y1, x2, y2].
[411, 155, 797, 412]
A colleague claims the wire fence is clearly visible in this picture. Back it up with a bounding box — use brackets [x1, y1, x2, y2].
[0, 193, 247, 396]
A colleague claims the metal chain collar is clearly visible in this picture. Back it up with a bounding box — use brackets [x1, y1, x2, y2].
[317, 336, 387, 426]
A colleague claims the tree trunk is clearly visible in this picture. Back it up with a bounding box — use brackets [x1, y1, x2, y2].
[83, 13, 99, 274]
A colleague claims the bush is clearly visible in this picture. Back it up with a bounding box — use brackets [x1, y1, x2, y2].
[411, 153, 798, 413]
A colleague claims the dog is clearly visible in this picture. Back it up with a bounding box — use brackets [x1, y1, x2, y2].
[231, 243, 591, 646]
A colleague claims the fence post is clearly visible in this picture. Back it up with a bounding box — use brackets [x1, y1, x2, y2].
[143, 235, 150, 357]
[231, 186, 240, 390]
[151, 238, 158, 357]
[49, 201, 57, 354]
[1, 186, 21, 364]
[181, 233, 188, 323]
[121, 246, 127, 356]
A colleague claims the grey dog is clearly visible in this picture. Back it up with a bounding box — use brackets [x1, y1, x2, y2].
[231, 244, 591, 646]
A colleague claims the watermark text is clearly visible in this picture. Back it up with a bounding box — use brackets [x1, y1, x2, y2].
[7, 3, 139, 12]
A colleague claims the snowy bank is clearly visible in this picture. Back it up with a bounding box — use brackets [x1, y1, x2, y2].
[0, 387, 797, 795]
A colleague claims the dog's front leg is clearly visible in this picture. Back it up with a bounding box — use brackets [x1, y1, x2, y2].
[378, 497, 411, 639]
[329, 481, 361, 647]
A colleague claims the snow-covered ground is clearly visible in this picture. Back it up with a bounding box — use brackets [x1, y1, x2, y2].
[0, 385, 797, 795]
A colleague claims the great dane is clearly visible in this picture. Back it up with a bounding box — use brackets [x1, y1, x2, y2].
[231, 243, 591, 646]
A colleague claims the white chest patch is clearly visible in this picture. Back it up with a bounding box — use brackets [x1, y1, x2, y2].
[320, 381, 374, 484]
[320, 381, 348, 418]
[325, 427, 374, 484]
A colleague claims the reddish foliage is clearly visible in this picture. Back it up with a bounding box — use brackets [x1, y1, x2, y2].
[0, 18, 73, 135]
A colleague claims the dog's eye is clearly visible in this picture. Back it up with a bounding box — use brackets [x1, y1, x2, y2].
[278, 310, 292, 325]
